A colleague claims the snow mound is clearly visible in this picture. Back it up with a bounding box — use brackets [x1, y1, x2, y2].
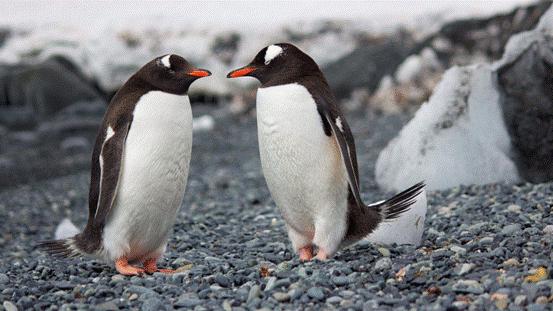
[366, 189, 427, 246]
[375, 65, 520, 191]
[376, 5, 553, 191]
[54, 218, 80, 240]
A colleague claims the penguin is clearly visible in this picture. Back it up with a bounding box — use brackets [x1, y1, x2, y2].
[227, 43, 424, 261]
[39, 55, 211, 275]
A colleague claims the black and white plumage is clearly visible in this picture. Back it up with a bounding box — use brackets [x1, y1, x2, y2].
[228, 43, 424, 260]
[40, 55, 211, 275]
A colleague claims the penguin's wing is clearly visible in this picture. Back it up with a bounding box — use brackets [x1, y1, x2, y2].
[88, 116, 132, 228]
[322, 108, 365, 208]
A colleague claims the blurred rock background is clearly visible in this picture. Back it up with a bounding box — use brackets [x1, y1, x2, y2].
[0, 0, 551, 189]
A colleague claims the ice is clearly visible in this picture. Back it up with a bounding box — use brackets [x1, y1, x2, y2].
[365, 190, 427, 246]
[54, 218, 80, 240]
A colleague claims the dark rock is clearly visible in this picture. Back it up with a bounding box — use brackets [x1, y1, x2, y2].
[0, 27, 9, 48]
[497, 40, 553, 183]
[0, 56, 104, 130]
[323, 33, 415, 98]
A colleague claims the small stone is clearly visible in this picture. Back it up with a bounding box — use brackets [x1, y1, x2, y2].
[527, 304, 547, 311]
[457, 263, 475, 276]
[503, 258, 520, 266]
[215, 275, 231, 288]
[331, 276, 351, 286]
[535, 296, 548, 304]
[307, 287, 325, 300]
[450, 245, 467, 255]
[374, 258, 392, 271]
[111, 274, 125, 282]
[247, 285, 261, 303]
[222, 300, 232, 311]
[491, 293, 509, 310]
[140, 298, 165, 311]
[501, 224, 521, 235]
[96, 301, 118, 311]
[507, 204, 521, 213]
[175, 297, 201, 308]
[378, 247, 390, 257]
[129, 293, 138, 301]
[479, 237, 494, 246]
[543, 225, 553, 235]
[3, 301, 17, 311]
[514, 295, 527, 306]
[0, 273, 9, 284]
[453, 280, 484, 294]
[273, 292, 290, 302]
[326, 296, 342, 304]
[265, 276, 277, 291]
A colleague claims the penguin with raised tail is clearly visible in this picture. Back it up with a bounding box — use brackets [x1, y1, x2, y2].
[39, 55, 211, 275]
[227, 43, 424, 261]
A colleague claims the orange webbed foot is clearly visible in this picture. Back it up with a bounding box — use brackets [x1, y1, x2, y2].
[115, 257, 145, 276]
[299, 245, 314, 262]
[143, 258, 175, 274]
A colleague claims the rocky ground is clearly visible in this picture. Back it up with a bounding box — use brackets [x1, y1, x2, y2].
[0, 106, 552, 311]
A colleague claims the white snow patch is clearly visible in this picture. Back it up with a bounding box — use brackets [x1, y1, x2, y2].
[376, 6, 553, 191]
[193, 115, 215, 132]
[376, 65, 520, 191]
[55, 218, 80, 240]
[264, 45, 283, 65]
[366, 189, 427, 246]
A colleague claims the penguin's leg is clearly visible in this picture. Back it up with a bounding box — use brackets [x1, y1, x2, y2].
[286, 224, 314, 261]
[115, 257, 145, 276]
[313, 215, 346, 260]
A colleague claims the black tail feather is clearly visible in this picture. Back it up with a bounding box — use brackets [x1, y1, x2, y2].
[373, 181, 425, 222]
[37, 238, 82, 258]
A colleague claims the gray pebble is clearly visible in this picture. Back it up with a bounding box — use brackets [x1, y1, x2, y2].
[374, 258, 392, 271]
[307, 287, 325, 300]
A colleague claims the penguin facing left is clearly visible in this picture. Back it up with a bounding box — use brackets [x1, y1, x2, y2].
[227, 43, 424, 261]
[39, 55, 211, 275]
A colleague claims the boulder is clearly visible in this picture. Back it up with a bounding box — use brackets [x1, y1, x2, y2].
[322, 32, 415, 99]
[376, 5, 553, 191]
[0, 56, 104, 129]
[496, 14, 553, 183]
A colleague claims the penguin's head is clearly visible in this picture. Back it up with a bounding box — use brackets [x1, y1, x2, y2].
[137, 54, 211, 95]
[227, 43, 320, 85]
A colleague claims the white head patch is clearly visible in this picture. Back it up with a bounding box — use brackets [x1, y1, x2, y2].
[264, 45, 283, 65]
[161, 54, 172, 68]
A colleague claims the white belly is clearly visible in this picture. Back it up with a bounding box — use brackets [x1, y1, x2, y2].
[102, 91, 192, 262]
[256, 84, 348, 235]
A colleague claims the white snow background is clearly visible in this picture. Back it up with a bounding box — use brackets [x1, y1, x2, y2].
[0, 0, 535, 95]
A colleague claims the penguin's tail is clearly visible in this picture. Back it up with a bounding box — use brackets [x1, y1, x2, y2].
[38, 237, 83, 258]
[370, 181, 425, 222]
[38, 218, 85, 258]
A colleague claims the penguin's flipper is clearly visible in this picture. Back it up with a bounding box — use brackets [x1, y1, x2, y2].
[320, 107, 365, 209]
[90, 117, 133, 228]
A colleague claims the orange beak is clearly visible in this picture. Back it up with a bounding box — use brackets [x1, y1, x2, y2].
[227, 66, 256, 78]
[188, 69, 211, 77]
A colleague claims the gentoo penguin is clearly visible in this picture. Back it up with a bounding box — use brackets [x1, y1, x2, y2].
[227, 43, 424, 261]
[39, 55, 211, 275]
